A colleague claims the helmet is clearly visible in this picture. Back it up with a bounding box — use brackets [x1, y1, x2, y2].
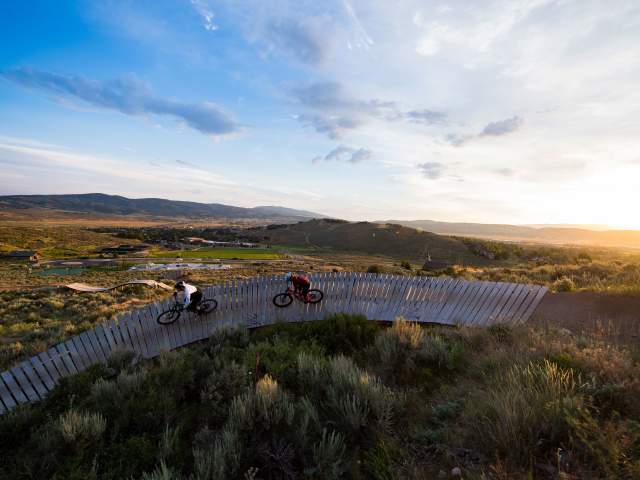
[175, 281, 186, 290]
[285, 272, 293, 281]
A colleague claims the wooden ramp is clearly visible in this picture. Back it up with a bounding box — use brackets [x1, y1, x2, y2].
[65, 280, 173, 292]
[0, 273, 547, 414]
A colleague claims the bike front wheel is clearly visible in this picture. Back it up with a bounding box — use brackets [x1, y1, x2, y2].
[198, 299, 218, 315]
[306, 289, 324, 304]
[157, 308, 181, 325]
[273, 292, 293, 308]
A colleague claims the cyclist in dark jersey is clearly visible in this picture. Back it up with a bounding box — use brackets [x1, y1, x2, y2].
[285, 272, 310, 298]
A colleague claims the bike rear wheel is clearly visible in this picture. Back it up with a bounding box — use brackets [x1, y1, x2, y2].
[273, 292, 293, 308]
[157, 308, 181, 325]
[306, 289, 323, 304]
[198, 299, 218, 315]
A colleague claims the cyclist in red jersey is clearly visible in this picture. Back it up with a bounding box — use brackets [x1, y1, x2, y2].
[285, 272, 310, 298]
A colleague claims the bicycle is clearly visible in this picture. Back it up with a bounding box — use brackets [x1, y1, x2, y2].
[156, 298, 218, 325]
[273, 286, 323, 308]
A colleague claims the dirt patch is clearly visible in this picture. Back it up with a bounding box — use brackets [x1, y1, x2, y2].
[531, 291, 640, 343]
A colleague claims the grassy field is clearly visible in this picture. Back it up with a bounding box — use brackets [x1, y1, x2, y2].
[1, 315, 638, 479]
[151, 247, 284, 260]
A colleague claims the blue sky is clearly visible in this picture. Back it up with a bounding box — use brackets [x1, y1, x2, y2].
[2, 1, 640, 226]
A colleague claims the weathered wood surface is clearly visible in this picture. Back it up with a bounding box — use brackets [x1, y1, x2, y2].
[0, 273, 547, 413]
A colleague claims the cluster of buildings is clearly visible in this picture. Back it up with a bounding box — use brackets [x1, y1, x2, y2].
[182, 237, 259, 248]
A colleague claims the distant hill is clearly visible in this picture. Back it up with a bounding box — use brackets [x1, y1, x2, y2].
[382, 219, 640, 249]
[248, 219, 484, 263]
[0, 193, 326, 221]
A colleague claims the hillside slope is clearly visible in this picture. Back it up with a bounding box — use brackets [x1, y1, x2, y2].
[385, 219, 640, 249]
[250, 219, 479, 263]
[0, 193, 326, 221]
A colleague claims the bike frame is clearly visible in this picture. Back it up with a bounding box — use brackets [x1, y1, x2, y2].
[287, 286, 306, 302]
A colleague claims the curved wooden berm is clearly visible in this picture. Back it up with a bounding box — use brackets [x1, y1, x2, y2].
[0, 273, 547, 414]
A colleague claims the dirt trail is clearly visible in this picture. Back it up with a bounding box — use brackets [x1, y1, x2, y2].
[532, 291, 640, 341]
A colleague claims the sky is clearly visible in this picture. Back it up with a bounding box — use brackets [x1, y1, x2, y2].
[1, 0, 640, 227]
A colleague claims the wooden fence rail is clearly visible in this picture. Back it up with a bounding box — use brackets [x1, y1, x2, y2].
[0, 273, 547, 414]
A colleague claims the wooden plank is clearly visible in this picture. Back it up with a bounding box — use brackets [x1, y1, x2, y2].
[420, 276, 446, 322]
[370, 274, 390, 320]
[67, 336, 89, 372]
[148, 301, 171, 352]
[505, 287, 536, 325]
[84, 328, 106, 363]
[496, 284, 529, 323]
[449, 280, 484, 324]
[54, 344, 79, 375]
[457, 281, 493, 326]
[35, 352, 60, 386]
[439, 280, 473, 324]
[0, 374, 18, 409]
[483, 282, 518, 325]
[138, 304, 161, 358]
[511, 286, 547, 325]
[64, 338, 86, 372]
[123, 312, 146, 355]
[19, 361, 47, 398]
[421, 277, 444, 321]
[10, 366, 39, 402]
[77, 331, 100, 365]
[93, 325, 114, 360]
[48, 345, 71, 377]
[100, 321, 119, 352]
[517, 286, 548, 325]
[133, 309, 153, 357]
[114, 314, 134, 350]
[471, 282, 511, 326]
[454, 281, 488, 325]
[1, 371, 27, 405]
[389, 276, 413, 321]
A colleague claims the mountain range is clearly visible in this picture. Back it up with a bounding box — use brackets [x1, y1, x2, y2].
[383, 219, 640, 249]
[0, 193, 325, 221]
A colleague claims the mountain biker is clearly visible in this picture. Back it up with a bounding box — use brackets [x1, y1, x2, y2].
[174, 280, 203, 312]
[286, 272, 310, 299]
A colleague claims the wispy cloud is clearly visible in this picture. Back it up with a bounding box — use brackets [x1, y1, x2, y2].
[190, 0, 218, 31]
[291, 81, 446, 139]
[447, 116, 524, 146]
[418, 162, 446, 179]
[480, 116, 524, 137]
[313, 145, 372, 164]
[266, 18, 328, 65]
[1, 67, 241, 138]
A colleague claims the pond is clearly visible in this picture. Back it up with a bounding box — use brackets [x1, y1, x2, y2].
[34, 267, 88, 276]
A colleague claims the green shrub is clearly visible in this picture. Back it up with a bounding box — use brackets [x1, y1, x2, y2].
[371, 319, 465, 384]
[487, 323, 513, 343]
[58, 409, 106, 444]
[367, 265, 382, 274]
[468, 360, 583, 464]
[553, 276, 576, 292]
[400, 260, 412, 271]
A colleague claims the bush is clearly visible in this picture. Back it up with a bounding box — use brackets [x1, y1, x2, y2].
[553, 276, 576, 292]
[58, 409, 106, 444]
[367, 265, 382, 274]
[370, 319, 465, 384]
[468, 360, 583, 464]
[400, 260, 412, 271]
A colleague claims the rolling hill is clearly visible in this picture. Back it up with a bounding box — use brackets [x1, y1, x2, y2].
[0, 193, 326, 221]
[248, 219, 483, 263]
[384, 219, 640, 250]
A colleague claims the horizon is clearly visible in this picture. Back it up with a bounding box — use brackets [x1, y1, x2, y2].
[2, 2, 640, 228]
[0, 190, 635, 232]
